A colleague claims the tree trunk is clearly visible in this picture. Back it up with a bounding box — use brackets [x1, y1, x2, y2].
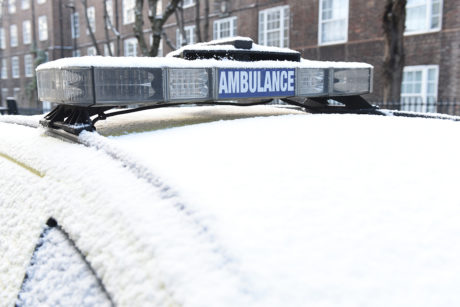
[203, 0, 210, 42]
[176, 1, 187, 46]
[195, 0, 202, 42]
[148, 0, 181, 56]
[103, 0, 113, 56]
[134, 0, 148, 56]
[81, 0, 101, 55]
[382, 0, 406, 104]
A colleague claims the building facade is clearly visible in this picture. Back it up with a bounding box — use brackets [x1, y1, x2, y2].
[0, 0, 458, 113]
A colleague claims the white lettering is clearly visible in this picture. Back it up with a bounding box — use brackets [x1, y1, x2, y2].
[249, 71, 257, 93]
[228, 71, 239, 93]
[272, 71, 280, 92]
[240, 71, 248, 93]
[288, 70, 295, 91]
[219, 71, 227, 94]
[257, 71, 264, 92]
[280, 71, 288, 91]
[264, 71, 272, 92]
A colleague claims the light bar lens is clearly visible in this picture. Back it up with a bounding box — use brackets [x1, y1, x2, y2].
[297, 68, 328, 96]
[168, 68, 210, 101]
[332, 68, 371, 95]
[94, 68, 163, 105]
[37, 68, 93, 104]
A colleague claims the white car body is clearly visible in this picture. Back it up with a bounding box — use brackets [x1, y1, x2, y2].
[1, 105, 460, 306]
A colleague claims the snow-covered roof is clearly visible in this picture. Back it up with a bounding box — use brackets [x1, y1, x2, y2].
[2, 107, 460, 306]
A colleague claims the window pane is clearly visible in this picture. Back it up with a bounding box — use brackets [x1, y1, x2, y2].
[406, 6, 427, 32]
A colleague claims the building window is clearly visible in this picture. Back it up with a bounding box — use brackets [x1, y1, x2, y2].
[11, 56, 19, 78]
[0, 28, 5, 49]
[23, 20, 31, 44]
[37, 0, 46, 4]
[176, 25, 195, 47]
[123, 0, 135, 25]
[319, 0, 348, 45]
[10, 25, 18, 47]
[87, 46, 96, 56]
[405, 0, 442, 34]
[1, 59, 8, 79]
[71, 12, 79, 38]
[106, 0, 114, 26]
[182, 0, 194, 8]
[258, 5, 289, 48]
[401, 65, 438, 112]
[21, 0, 29, 10]
[38, 16, 48, 41]
[124, 37, 137, 56]
[9, 0, 16, 13]
[213, 17, 237, 40]
[2, 88, 8, 100]
[86, 6, 96, 34]
[13, 88, 20, 100]
[72, 49, 81, 57]
[104, 42, 115, 56]
[24, 54, 33, 77]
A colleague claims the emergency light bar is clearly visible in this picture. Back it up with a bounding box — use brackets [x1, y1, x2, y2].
[37, 59, 373, 107]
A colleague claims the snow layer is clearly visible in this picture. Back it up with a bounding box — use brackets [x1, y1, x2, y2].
[110, 112, 460, 306]
[37, 55, 372, 70]
[16, 226, 111, 306]
[2, 110, 460, 307]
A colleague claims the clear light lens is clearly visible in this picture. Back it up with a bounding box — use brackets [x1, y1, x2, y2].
[332, 68, 371, 95]
[94, 68, 163, 105]
[168, 68, 209, 100]
[37, 68, 93, 105]
[297, 68, 327, 96]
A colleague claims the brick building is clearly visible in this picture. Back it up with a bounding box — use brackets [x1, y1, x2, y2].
[0, 0, 458, 113]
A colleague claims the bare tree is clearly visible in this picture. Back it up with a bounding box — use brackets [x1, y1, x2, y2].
[80, 0, 101, 55]
[133, 0, 181, 56]
[103, 0, 113, 56]
[134, 0, 149, 55]
[175, 1, 187, 46]
[203, 0, 210, 42]
[195, 0, 202, 42]
[382, 0, 406, 103]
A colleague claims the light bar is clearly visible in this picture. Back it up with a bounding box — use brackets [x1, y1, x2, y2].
[36, 61, 373, 106]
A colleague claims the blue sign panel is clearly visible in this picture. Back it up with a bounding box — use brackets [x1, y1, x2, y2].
[218, 68, 295, 99]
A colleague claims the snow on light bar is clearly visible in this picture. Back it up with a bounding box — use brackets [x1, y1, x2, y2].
[36, 57, 373, 106]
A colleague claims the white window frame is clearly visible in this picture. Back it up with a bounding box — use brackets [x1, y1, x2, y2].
[123, 0, 135, 25]
[87, 46, 97, 56]
[0, 28, 5, 50]
[401, 65, 439, 112]
[104, 42, 115, 56]
[10, 25, 18, 47]
[182, 0, 194, 8]
[405, 0, 443, 35]
[24, 54, 33, 77]
[9, 0, 16, 14]
[11, 56, 19, 78]
[176, 25, 195, 47]
[72, 49, 81, 57]
[106, 0, 114, 26]
[318, 0, 349, 45]
[38, 15, 48, 41]
[258, 5, 290, 48]
[213, 16, 237, 40]
[86, 6, 96, 35]
[1, 59, 8, 79]
[22, 20, 31, 44]
[21, 0, 29, 10]
[71, 12, 79, 39]
[124, 37, 138, 56]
